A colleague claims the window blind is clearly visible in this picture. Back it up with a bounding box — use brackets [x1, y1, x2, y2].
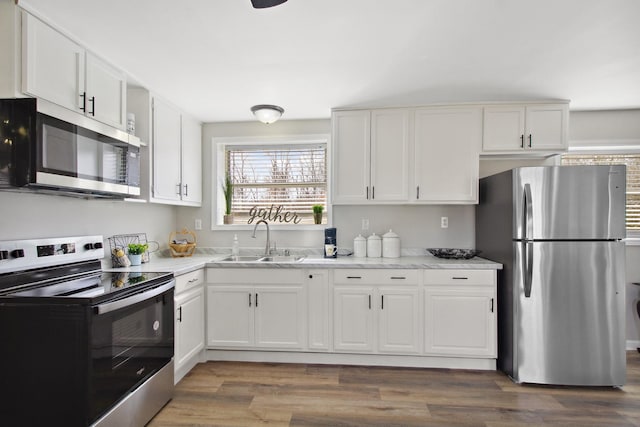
[561, 153, 640, 231]
[226, 144, 327, 224]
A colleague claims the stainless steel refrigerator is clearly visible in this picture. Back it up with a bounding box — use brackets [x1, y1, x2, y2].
[476, 165, 626, 386]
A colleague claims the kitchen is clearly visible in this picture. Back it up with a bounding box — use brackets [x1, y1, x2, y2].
[1, 0, 640, 426]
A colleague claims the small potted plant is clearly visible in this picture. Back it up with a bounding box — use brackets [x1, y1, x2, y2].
[222, 174, 234, 224]
[127, 243, 148, 266]
[312, 204, 324, 224]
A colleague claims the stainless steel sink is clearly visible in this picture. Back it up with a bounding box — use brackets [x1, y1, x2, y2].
[218, 255, 264, 262]
[259, 255, 306, 263]
[217, 255, 306, 263]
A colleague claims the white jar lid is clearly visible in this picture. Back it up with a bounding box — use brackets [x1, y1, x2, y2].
[367, 233, 381, 241]
[382, 229, 399, 239]
[354, 234, 366, 242]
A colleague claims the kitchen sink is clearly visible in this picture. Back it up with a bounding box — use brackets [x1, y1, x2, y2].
[217, 255, 306, 263]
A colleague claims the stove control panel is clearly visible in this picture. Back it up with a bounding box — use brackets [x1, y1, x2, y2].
[0, 235, 105, 274]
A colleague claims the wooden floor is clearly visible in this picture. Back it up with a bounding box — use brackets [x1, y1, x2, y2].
[149, 352, 640, 426]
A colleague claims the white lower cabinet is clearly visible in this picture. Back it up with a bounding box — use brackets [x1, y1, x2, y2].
[206, 269, 306, 350]
[174, 269, 205, 382]
[333, 269, 421, 354]
[307, 270, 331, 350]
[423, 270, 497, 358]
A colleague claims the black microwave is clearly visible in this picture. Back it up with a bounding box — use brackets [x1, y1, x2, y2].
[0, 98, 140, 198]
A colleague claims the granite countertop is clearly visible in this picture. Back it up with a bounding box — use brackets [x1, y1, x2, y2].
[103, 253, 502, 275]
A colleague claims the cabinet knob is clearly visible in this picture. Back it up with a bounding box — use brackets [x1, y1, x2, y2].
[309, 274, 313, 279]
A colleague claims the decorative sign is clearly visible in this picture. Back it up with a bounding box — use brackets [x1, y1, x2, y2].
[247, 204, 302, 224]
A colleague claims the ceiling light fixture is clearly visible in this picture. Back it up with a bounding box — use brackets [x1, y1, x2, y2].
[251, 104, 285, 124]
[251, 0, 287, 9]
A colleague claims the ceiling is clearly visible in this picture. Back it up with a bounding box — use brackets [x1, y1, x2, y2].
[18, 0, 640, 123]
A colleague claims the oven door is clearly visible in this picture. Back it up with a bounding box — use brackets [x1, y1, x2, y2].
[89, 280, 174, 423]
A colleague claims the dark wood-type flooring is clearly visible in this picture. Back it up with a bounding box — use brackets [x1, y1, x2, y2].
[149, 352, 640, 426]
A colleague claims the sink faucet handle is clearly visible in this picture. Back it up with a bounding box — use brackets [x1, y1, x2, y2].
[270, 241, 277, 255]
[284, 249, 290, 256]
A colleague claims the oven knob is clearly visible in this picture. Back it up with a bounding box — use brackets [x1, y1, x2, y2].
[84, 242, 103, 250]
[10, 249, 24, 258]
[0, 250, 8, 260]
[94, 242, 103, 249]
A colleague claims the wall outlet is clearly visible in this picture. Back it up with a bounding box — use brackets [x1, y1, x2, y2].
[441, 216, 449, 228]
[361, 218, 369, 231]
[194, 218, 202, 230]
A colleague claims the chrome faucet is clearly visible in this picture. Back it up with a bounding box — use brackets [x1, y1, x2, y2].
[251, 219, 271, 256]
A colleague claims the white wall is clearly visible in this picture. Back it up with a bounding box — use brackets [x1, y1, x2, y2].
[0, 192, 176, 251]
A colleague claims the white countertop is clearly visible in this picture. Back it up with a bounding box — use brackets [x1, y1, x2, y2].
[104, 253, 502, 275]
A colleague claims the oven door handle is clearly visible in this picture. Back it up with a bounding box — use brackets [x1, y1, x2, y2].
[95, 280, 175, 315]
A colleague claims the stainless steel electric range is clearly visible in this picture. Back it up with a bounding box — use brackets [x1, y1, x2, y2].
[0, 235, 175, 427]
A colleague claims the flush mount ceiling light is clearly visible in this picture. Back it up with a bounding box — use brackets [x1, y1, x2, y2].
[251, 104, 285, 124]
[251, 0, 287, 9]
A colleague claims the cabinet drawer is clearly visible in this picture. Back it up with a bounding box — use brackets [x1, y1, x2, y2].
[175, 268, 205, 294]
[423, 269, 494, 286]
[334, 269, 418, 285]
[207, 268, 302, 284]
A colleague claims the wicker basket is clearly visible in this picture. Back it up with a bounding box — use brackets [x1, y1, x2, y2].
[169, 229, 197, 258]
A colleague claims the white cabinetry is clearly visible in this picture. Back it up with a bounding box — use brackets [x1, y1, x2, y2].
[423, 270, 496, 358]
[307, 270, 331, 350]
[22, 12, 126, 129]
[206, 269, 306, 350]
[413, 107, 482, 203]
[174, 269, 205, 382]
[482, 103, 569, 154]
[128, 93, 202, 205]
[332, 109, 409, 204]
[333, 269, 421, 354]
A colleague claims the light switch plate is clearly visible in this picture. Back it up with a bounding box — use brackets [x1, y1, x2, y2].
[441, 217, 448, 228]
[195, 219, 202, 230]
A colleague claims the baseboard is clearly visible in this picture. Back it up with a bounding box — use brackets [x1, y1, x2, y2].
[626, 340, 640, 351]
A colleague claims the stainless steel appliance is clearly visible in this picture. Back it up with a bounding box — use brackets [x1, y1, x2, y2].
[0, 235, 174, 426]
[0, 98, 140, 198]
[476, 165, 626, 386]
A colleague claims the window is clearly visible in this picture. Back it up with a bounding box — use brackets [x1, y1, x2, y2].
[561, 153, 640, 232]
[217, 136, 328, 226]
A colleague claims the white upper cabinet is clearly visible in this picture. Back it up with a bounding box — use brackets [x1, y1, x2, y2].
[151, 96, 202, 206]
[482, 103, 569, 153]
[85, 53, 126, 129]
[22, 12, 127, 130]
[180, 114, 203, 205]
[370, 109, 410, 202]
[332, 110, 371, 203]
[332, 109, 409, 204]
[412, 107, 482, 204]
[152, 97, 183, 203]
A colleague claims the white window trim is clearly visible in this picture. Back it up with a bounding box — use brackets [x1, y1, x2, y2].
[211, 134, 332, 230]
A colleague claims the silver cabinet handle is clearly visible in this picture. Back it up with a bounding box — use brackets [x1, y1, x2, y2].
[184, 184, 188, 196]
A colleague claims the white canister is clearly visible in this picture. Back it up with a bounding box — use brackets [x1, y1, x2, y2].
[367, 233, 382, 258]
[382, 229, 401, 258]
[353, 234, 367, 258]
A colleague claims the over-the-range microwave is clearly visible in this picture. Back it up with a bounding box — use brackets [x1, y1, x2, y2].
[0, 98, 140, 198]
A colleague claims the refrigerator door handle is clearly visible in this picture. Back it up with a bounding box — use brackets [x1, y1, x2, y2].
[523, 183, 533, 240]
[524, 241, 533, 298]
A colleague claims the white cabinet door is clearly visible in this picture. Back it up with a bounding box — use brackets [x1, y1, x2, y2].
[307, 270, 330, 350]
[85, 53, 126, 129]
[525, 104, 568, 151]
[424, 286, 496, 357]
[332, 110, 370, 204]
[378, 287, 421, 354]
[370, 109, 410, 202]
[152, 97, 182, 202]
[482, 104, 568, 153]
[22, 12, 84, 113]
[413, 107, 481, 203]
[175, 287, 204, 369]
[254, 286, 306, 349]
[180, 114, 202, 205]
[482, 106, 526, 151]
[333, 287, 374, 352]
[206, 286, 254, 348]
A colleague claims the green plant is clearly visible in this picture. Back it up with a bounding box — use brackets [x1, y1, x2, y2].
[127, 243, 148, 255]
[312, 204, 324, 214]
[222, 174, 233, 215]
